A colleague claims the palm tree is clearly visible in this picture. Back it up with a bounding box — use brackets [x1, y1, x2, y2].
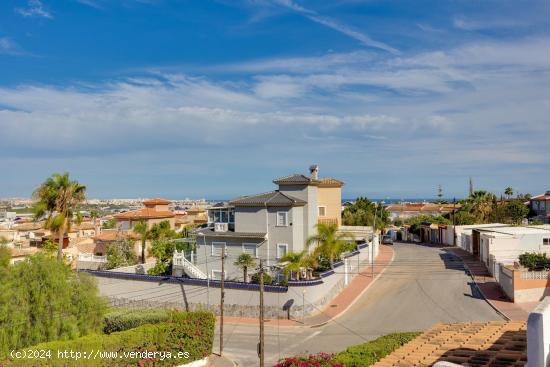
[234, 253, 256, 283]
[466, 190, 497, 223]
[133, 221, 149, 264]
[33, 173, 86, 262]
[280, 251, 305, 280]
[504, 187, 514, 198]
[306, 223, 351, 268]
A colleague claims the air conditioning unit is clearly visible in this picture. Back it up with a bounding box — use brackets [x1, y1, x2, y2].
[214, 222, 229, 232]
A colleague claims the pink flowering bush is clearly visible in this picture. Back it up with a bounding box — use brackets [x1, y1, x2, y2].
[274, 352, 344, 367]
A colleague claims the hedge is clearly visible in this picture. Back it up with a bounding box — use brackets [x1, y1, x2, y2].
[103, 308, 171, 334]
[4, 311, 215, 367]
[333, 332, 421, 366]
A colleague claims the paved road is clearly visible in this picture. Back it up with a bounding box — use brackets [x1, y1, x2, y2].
[215, 243, 503, 366]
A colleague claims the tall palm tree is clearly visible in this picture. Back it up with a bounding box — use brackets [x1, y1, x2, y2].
[133, 221, 149, 264]
[504, 187, 514, 198]
[234, 253, 256, 283]
[306, 223, 351, 268]
[33, 173, 86, 262]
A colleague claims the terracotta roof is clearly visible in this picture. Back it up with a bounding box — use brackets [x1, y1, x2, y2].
[143, 198, 171, 205]
[74, 222, 96, 230]
[14, 223, 42, 231]
[230, 190, 306, 207]
[93, 231, 139, 242]
[318, 177, 345, 188]
[533, 194, 550, 200]
[11, 247, 39, 257]
[113, 208, 175, 220]
[186, 207, 206, 214]
[76, 240, 104, 254]
[373, 321, 526, 367]
[273, 174, 320, 186]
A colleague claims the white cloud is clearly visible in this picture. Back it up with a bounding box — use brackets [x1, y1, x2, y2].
[453, 16, 525, 31]
[15, 0, 53, 19]
[270, 0, 399, 54]
[0, 37, 24, 56]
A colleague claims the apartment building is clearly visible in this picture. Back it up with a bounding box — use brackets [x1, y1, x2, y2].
[174, 165, 344, 281]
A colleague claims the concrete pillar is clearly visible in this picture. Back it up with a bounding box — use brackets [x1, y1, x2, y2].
[527, 297, 550, 367]
[344, 258, 349, 286]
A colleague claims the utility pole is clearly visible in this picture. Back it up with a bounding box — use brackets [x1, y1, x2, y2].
[219, 248, 225, 356]
[258, 259, 265, 367]
[372, 202, 377, 278]
[198, 232, 210, 309]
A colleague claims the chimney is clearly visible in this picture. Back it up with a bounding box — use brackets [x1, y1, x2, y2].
[527, 297, 550, 366]
[309, 165, 319, 180]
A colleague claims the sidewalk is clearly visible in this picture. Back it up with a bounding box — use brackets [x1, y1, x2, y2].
[303, 244, 394, 326]
[207, 355, 235, 367]
[220, 245, 395, 327]
[446, 247, 530, 321]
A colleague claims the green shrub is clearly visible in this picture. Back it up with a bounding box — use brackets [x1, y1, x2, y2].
[251, 272, 273, 285]
[103, 308, 171, 334]
[334, 332, 420, 366]
[519, 253, 550, 271]
[4, 311, 215, 367]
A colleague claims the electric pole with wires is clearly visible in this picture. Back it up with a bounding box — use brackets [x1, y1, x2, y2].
[219, 247, 225, 356]
[258, 259, 265, 367]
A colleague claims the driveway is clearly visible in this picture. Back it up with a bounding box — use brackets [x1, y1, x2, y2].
[216, 243, 503, 366]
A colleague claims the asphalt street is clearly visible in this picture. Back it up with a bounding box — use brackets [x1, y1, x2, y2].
[215, 243, 503, 366]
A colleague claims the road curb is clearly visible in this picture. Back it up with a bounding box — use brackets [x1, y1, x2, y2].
[306, 245, 396, 328]
[447, 249, 511, 321]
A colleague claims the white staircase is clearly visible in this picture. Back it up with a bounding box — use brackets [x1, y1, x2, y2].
[173, 250, 207, 279]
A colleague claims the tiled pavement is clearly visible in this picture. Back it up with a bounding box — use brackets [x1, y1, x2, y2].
[446, 247, 531, 321]
[372, 321, 527, 367]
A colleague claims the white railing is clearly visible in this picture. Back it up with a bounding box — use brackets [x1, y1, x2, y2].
[521, 270, 550, 280]
[78, 253, 107, 262]
[214, 222, 228, 232]
[173, 251, 207, 279]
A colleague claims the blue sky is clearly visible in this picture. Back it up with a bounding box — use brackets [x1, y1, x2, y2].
[1, 0, 549, 199]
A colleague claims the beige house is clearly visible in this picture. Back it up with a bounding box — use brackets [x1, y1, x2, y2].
[317, 178, 344, 227]
[114, 198, 176, 230]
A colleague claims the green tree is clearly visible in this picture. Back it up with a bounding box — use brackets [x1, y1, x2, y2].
[234, 253, 256, 283]
[106, 239, 138, 270]
[42, 239, 58, 255]
[147, 239, 175, 276]
[0, 254, 105, 356]
[455, 190, 497, 224]
[342, 197, 390, 228]
[102, 218, 116, 229]
[306, 223, 351, 268]
[501, 200, 529, 225]
[406, 215, 451, 236]
[504, 187, 514, 198]
[133, 220, 149, 264]
[33, 173, 86, 262]
[149, 220, 178, 240]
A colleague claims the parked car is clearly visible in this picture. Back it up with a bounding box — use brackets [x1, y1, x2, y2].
[382, 235, 394, 245]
